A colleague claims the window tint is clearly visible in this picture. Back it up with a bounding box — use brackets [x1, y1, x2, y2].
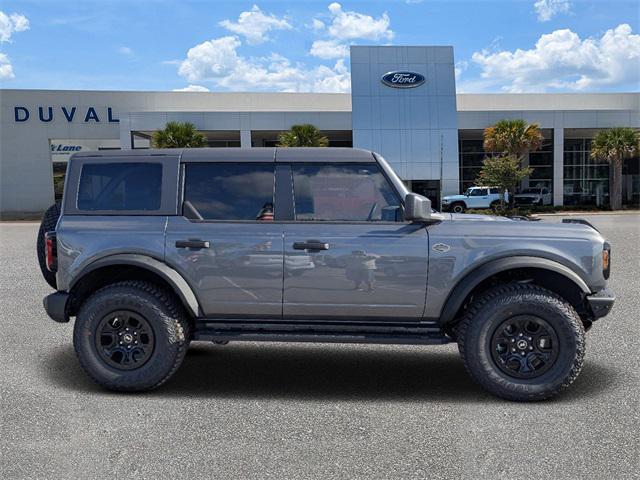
[490, 188, 500, 194]
[77, 163, 162, 211]
[184, 163, 275, 221]
[468, 188, 486, 196]
[292, 164, 401, 221]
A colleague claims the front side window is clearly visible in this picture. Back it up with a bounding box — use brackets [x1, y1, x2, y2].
[292, 164, 401, 222]
[468, 188, 486, 196]
[184, 163, 275, 221]
[77, 163, 162, 211]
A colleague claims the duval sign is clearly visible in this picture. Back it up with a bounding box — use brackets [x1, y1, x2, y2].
[14, 106, 119, 123]
[381, 71, 426, 88]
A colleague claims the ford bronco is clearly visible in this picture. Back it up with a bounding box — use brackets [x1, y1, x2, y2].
[40, 148, 614, 401]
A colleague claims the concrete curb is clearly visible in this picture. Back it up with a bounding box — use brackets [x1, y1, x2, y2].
[535, 210, 640, 217]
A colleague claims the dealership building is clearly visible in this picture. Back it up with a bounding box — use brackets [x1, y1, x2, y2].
[1, 45, 638, 217]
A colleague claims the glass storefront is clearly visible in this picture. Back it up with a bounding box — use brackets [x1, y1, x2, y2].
[563, 138, 609, 206]
[528, 137, 553, 190]
[563, 136, 639, 207]
[409, 180, 441, 208]
[459, 130, 553, 194]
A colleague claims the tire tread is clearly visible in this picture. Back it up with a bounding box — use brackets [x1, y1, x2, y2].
[457, 282, 585, 401]
[74, 280, 191, 392]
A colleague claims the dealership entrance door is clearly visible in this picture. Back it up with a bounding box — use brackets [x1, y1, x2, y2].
[409, 180, 441, 210]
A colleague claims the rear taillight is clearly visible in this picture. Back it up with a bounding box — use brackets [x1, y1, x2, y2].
[45, 231, 57, 272]
[602, 242, 611, 280]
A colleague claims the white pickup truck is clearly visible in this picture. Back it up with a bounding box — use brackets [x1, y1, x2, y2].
[442, 186, 507, 213]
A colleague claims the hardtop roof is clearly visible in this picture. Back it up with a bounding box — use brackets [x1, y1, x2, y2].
[72, 147, 376, 163]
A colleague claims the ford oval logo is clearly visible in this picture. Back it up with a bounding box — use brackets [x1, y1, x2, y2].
[381, 71, 425, 88]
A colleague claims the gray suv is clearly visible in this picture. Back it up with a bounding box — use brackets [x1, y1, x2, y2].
[40, 148, 614, 401]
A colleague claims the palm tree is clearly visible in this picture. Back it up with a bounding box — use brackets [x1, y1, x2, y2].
[152, 121, 207, 148]
[277, 124, 329, 147]
[483, 119, 544, 206]
[590, 127, 639, 210]
[483, 119, 544, 158]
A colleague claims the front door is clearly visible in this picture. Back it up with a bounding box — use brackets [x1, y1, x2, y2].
[165, 162, 283, 318]
[282, 163, 429, 320]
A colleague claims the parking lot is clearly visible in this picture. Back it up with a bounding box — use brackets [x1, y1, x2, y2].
[1, 214, 638, 479]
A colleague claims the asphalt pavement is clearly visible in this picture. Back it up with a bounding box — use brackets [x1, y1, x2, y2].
[1, 214, 638, 479]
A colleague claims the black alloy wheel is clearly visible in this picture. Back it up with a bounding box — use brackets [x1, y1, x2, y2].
[95, 310, 155, 370]
[490, 315, 559, 379]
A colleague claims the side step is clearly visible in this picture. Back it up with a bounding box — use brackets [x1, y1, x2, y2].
[193, 319, 452, 345]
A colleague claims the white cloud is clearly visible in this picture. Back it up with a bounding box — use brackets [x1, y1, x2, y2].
[0, 52, 14, 79]
[308, 3, 393, 59]
[454, 60, 468, 81]
[178, 36, 243, 82]
[471, 24, 640, 92]
[219, 5, 291, 45]
[177, 35, 350, 93]
[173, 85, 210, 92]
[309, 39, 349, 59]
[118, 46, 133, 55]
[324, 2, 393, 41]
[0, 11, 29, 42]
[534, 0, 570, 22]
[310, 18, 325, 32]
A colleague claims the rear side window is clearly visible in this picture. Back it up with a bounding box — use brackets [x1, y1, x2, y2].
[490, 188, 500, 194]
[292, 164, 401, 222]
[77, 163, 162, 211]
[184, 163, 275, 221]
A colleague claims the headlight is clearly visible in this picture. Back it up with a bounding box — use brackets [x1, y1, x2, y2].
[442, 198, 450, 204]
[602, 242, 611, 279]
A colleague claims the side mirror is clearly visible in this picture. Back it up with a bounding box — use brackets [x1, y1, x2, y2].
[404, 193, 431, 222]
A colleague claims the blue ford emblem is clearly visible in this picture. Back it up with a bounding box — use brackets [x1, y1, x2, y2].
[381, 71, 425, 88]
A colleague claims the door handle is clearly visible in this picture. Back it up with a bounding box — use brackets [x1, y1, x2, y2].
[176, 239, 210, 249]
[293, 240, 329, 251]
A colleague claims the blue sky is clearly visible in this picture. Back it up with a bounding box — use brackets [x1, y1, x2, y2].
[0, 0, 638, 93]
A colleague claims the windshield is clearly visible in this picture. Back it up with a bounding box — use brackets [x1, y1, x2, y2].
[465, 188, 485, 196]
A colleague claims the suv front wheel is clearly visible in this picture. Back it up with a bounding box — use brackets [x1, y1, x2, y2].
[74, 281, 191, 391]
[457, 283, 585, 401]
[450, 202, 466, 214]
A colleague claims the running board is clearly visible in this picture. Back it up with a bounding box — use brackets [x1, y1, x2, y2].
[193, 319, 452, 345]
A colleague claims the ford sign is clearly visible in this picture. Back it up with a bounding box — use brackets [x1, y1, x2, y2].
[381, 71, 425, 88]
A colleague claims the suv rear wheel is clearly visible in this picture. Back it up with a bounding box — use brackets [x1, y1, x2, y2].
[490, 200, 503, 213]
[457, 283, 585, 401]
[73, 281, 191, 391]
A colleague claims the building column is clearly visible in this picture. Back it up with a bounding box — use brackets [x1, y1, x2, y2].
[240, 130, 252, 148]
[553, 127, 564, 206]
[119, 115, 132, 150]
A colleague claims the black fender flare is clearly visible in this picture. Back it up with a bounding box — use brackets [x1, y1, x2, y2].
[438, 256, 591, 325]
[70, 254, 201, 317]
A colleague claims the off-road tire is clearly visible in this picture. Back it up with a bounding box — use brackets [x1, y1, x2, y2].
[73, 281, 191, 392]
[451, 202, 466, 214]
[37, 202, 61, 289]
[457, 283, 585, 401]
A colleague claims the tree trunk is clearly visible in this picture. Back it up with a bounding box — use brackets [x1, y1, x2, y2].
[610, 160, 623, 210]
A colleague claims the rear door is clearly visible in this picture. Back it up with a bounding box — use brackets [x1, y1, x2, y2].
[282, 162, 429, 320]
[165, 161, 284, 318]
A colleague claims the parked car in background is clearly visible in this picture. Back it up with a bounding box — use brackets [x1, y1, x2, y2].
[515, 187, 552, 206]
[441, 187, 507, 213]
